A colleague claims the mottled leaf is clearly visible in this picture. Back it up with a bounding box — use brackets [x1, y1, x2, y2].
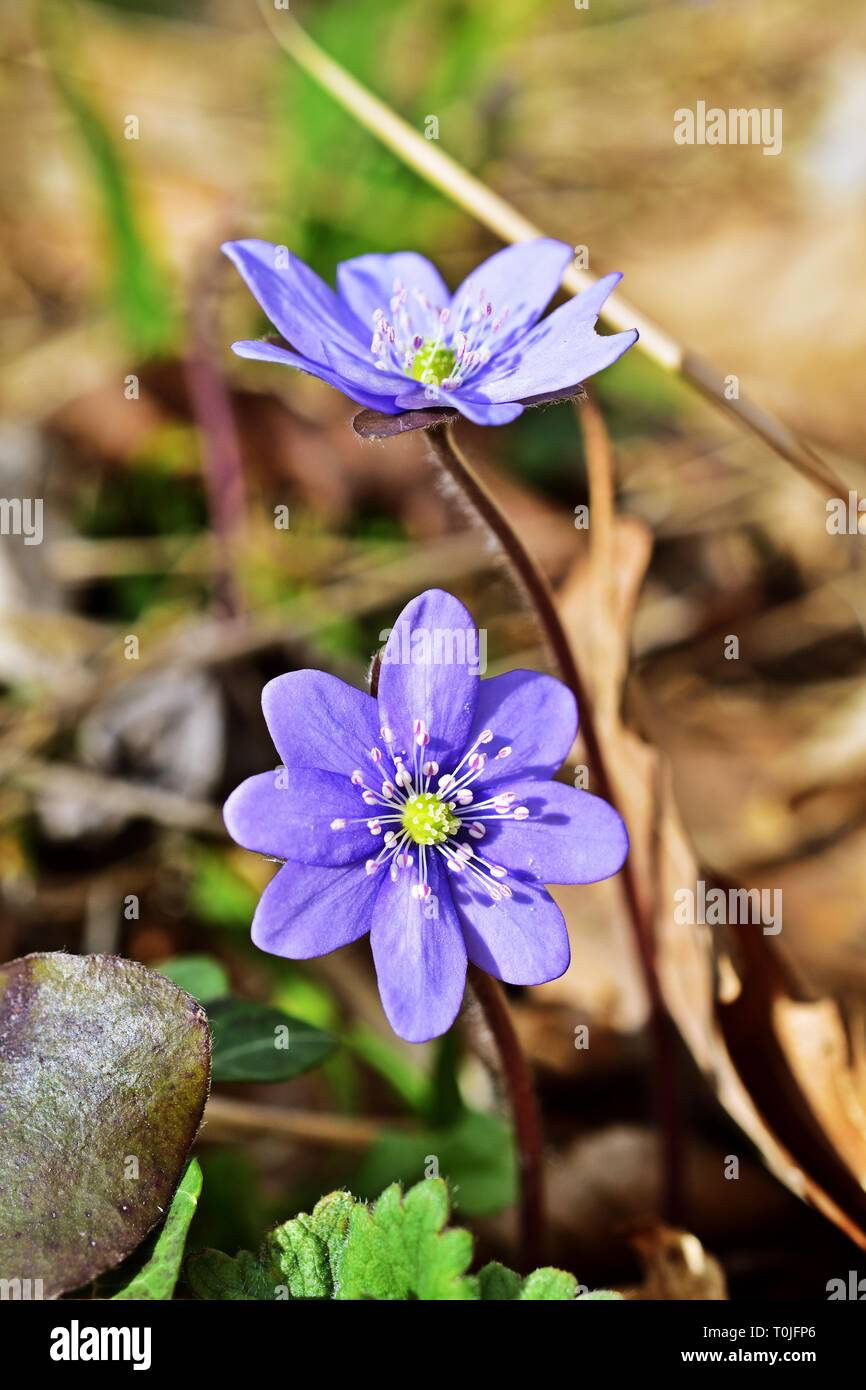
[0, 952, 210, 1299]
[112, 1159, 202, 1300]
[208, 999, 336, 1083]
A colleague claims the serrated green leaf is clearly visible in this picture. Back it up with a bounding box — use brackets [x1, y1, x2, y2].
[112, 1159, 201, 1300]
[208, 999, 336, 1082]
[337, 1179, 475, 1301]
[266, 1191, 354, 1299]
[478, 1261, 581, 1301]
[518, 1267, 579, 1301]
[186, 1248, 279, 1301]
[185, 1178, 609, 1302]
[155, 955, 229, 1004]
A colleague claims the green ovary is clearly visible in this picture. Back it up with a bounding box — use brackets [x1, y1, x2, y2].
[402, 791, 461, 846]
[410, 340, 457, 386]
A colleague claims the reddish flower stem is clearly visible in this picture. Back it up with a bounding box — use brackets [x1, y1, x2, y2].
[468, 964, 545, 1272]
[426, 423, 682, 1224]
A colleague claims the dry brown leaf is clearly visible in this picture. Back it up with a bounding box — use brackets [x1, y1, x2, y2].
[553, 405, 866, 1250]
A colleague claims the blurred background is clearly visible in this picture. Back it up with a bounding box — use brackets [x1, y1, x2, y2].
[2, 0, 866, 1297]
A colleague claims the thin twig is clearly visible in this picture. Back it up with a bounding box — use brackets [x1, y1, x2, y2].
[427, 423, 682, 1220]
[203, 1094, 393, 1149]
[468, 966, 545, 1272]
[186, 252, 249, 619]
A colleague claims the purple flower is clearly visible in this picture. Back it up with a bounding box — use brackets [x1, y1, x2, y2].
[222, 239, 637, 427]
[224, 590, 628, 1043]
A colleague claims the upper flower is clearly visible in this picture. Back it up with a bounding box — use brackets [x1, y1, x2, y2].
[222, 238, 638, 427]
[223, 589, 629, 1043]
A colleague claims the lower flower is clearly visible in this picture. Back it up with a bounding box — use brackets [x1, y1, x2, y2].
[224, 589, 628, 1042]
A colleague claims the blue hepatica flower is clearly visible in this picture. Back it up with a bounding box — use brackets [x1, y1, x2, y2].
[222, 238, 638, 427]
[224, 590, 629, 1043]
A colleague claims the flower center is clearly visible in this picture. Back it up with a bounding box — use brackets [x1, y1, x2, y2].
[409, 340, 457, 386]
[368, 278, 511, 393]
[401, 790, 461, 846]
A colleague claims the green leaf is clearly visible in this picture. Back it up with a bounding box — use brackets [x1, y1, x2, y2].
[478, 1261, 522, 1300]
[480, 1261, 604, 1301]
[518, 1267, 579, 1301]
[155, 954, 229, 1004]
[185, 1178, 613, 1302]
[266, 1191, 355, 1299]
[355, 1109, 516, 1217]
[39, 8, 176, 355]
[337, 1179, 475, 1301]
[190, 849, 259, 930]
[112, 1159, 202, 1300]
[188, 1191, 354, 1301]
[186, 1248, 279, 1301]
[344, 1022, 432, 1113]
[0, 952, 210, 1299]
[208, 999, 337, 1083]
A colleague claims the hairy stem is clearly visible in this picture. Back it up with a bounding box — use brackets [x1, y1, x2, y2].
[468, 965, 545, 1272]
[427, 423, 683, 1222]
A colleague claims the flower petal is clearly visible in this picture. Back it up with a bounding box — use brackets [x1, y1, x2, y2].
[262, 671, 382, 777]
[476, 780, 629, 885]
[370, 855, 467, 1042]
[393, 386, 524, 427]
[467, 670, 577, 787]
[476, 273, 637, 403]
[230, 340, 402, 413]
[251, 859, 377, 958]
[377, 588, 480, 768]
[223, 768, 375, 867]
[222, 240, 366, 362]
[336, 252, 451, 328]
[321, 339, 414, 399]
[451, 873, 570, 985]
[449, 239, 574, 357]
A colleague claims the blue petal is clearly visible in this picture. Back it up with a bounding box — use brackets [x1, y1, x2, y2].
[222, 240, 367, 362]
[262, 671, 382, 776]
[449, 239, 574, 357]
[475, 273, 638, 403]
[467, 670, 577, 787]
[224, 768, 377, 867]
[393, 385, 525, 426]
[475, 781, 629, 885]
[336, 252, 450, 329]
[230, 340, 402, 413]
[251, 859, 377, 958]
[451, 872, 570, 985]
[377, 588, 480, 770]
[370, 854, 467, 1042]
